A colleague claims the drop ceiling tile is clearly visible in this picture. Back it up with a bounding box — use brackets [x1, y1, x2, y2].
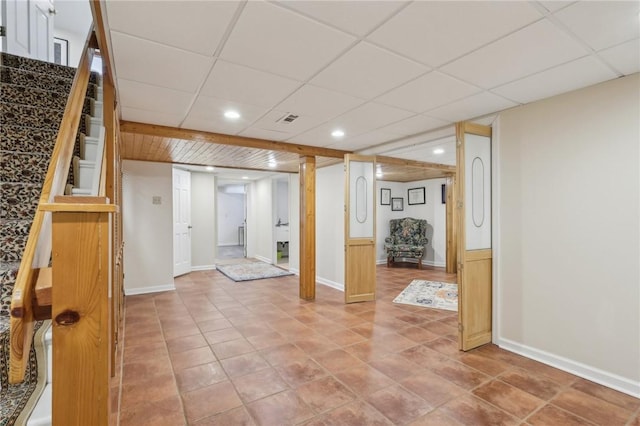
[376, 71, 482, 113]
[276, 84, 365, 120]
[368, 1, 542, 67]
[249, 110, 325, 136]
[105, 1, 239, 56]
[200, 60, 301, 108]
[554, 1, 640, 51]
[427, 92, 518, 123]
[493, 56, 617, 104]
[386, 139, 457, 166]
[598, 39, 640, 76]
[121, 107, 183, 128]
[276, 1, 407, 36]
[441, 19, 588, 89]
[238, 128, 291, 142]
[117, 79, 195, 115]
[378, 114, 451, 137]
[291, 101, 413, 146]
[326, 130, 401, 151]
[311, 41, 427, 99]
[110, 31, 214, 93]
[182, 95, 268, 135]
[538, 1, 576, 12]
[220, 1, 356, 80]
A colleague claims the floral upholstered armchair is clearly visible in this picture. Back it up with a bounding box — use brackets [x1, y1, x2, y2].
[384, 217, 428, 269]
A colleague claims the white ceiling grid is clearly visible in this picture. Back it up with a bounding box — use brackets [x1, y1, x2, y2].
[105, 0, 640, 164]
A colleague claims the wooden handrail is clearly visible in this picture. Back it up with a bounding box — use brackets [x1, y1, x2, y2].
[9, 26, 96, 383]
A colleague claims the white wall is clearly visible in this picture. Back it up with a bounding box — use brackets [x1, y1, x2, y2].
[376, 178, 447, 267]
[316, 164, 345, 289]
[122, 160, 174, 295]
[217, 190, 244, 246]
[288, 173, 300, 273]
[52, 28, 88, 68]
[276, 179, 289, 223]
[496, 74, 639, 396]
[246, 177, 274, 263]
[191, 172, 216, 270]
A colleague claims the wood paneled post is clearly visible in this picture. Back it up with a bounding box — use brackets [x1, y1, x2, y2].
[44, 196, 116, 426]
[445, 176, 457, 274]
[299, 156, 316, 300]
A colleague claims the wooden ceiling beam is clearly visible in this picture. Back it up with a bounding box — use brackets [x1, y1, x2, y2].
[376, 155, 456, 173]
[120, 121, 352, 159]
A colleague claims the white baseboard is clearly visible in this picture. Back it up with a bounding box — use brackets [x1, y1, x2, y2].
[375, 258, 446, 268]
[254, 255, 271, 264]
[316, 276, 344, 292]
[497, 337, 640, 398]
[124, 283, 175, 296]
[191, 265, 216, 272]
[218, 243, 242, 247]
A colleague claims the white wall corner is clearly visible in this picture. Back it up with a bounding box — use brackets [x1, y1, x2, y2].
[191, 265, 217, 272]
[124, 283, 176, 296]
[316, 276, 344, 292]
[497, 338, 640, 398]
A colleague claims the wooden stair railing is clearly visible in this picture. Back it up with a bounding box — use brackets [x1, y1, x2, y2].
[9, 26, 97, 383]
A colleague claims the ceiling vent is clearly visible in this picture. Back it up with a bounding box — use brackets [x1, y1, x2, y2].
[276, 113, 299, 124]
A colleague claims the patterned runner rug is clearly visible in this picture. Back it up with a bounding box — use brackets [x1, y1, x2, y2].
[216, 260, 293, 282]
[393, 280, 458, 311]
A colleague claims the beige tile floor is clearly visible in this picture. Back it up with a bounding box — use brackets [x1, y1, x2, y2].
[117, 265, 640, 425]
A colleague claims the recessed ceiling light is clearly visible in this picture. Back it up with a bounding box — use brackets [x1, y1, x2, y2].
[433, 148, 445, 155]
[268, 161, 277, 168]
[376, 171, 383, 178]
[206, 166, 214, 171]
[331, 129, 345, 138]
[224, 110, 240, 119]
[242, 176, 249, 180]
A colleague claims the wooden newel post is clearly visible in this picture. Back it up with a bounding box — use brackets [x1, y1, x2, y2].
[44, 196, 117, 426]
[299, 156, 316, 300]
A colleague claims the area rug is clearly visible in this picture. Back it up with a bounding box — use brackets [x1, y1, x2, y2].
[393, 280, 458, 311]
[216, 261, 293, 282]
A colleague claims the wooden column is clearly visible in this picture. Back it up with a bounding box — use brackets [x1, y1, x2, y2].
[45, 196, 116, 426]
[445, 176, 457, 274]
[299, 156, 316, 300]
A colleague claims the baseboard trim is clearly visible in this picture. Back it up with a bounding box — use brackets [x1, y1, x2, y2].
[375, 258, 446, 268]
[124, 283, 176, 296]
[254, 255, 271, 264]
[191, 265, 216, 272]
[316, 276, 344, 292]
[497, 337, 640, 398]
[289, 268, 300, 276]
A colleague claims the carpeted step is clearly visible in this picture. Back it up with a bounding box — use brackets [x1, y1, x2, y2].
[0, 263, 19, 316]
[0, 152, 50, 185]
[0, 66, 73, 95]
[1, 52, 99, 85]
[0, 125, 58, 155]
[2, 52, 77, 81]
[0, 219, 31, 264]
[1, 84, 92, 115]
[0, 102, 63, 131]
[1, 183, 41, 222]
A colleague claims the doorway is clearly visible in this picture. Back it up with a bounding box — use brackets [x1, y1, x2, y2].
[274, 177, 290, 269]
[216, 181, 246, 261]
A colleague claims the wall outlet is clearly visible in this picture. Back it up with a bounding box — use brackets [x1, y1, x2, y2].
[152, 196, 162, 205]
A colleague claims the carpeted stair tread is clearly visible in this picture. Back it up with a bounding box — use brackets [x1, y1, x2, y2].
[0, 125, 59, 155]
[1, 84, 92, 115]
[1, 66, 74, 94]
[0, 219, 31, 264]
[3, 52, 78, 81]
[0, 66, 99, 101]
[0, 152, 50, 184]
[0, 102, 64, 131]
[2, 52, 99, 85]
[1, 183, 41, 221]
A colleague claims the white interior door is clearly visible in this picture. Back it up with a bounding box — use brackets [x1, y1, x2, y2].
[173, 168, 191, 277]
[1, 0, 53, 60]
